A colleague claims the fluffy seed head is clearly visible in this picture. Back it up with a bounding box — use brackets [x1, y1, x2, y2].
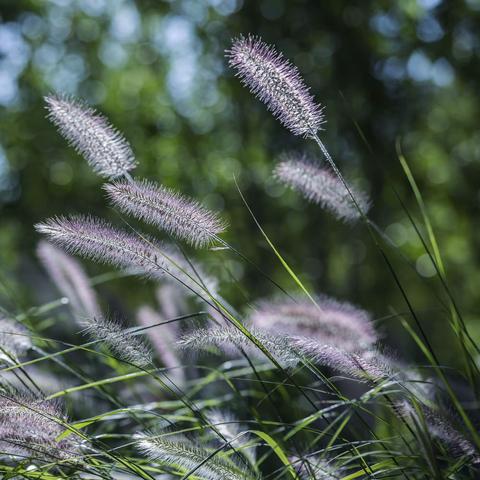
[227, 35, 324, 137]
[136, 431, 251, 480]
[83, 316, 152, 367]
[292, 340, 394, 382]
[35, 215, 168, 279]
[45, 94, 136, 179]
[0, 317, 31, 363]
[250, 296, 377, 351]
[398, 401, 480, 465]
[274, 154, 370, 222]
[104, 179, 226, 248]
[0, 391, 82, 463]
[37, 240, 101, 320]
[35, 215, 217, 299]
[179, 326, 393, 381]
[178, 325, 301, 369]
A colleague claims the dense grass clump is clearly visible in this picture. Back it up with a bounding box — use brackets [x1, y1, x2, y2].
[1, 35, 479, 480]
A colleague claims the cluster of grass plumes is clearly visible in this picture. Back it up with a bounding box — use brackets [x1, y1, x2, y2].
[0, 390, 83, 464]
[2, 33, 478, 480]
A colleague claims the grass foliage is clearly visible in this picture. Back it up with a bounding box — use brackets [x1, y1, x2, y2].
[0, 35, 479, 479]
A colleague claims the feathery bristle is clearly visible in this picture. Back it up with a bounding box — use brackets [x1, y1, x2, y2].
[399, 401, 480, 464]
[136, 306, 184, 385]
[292, 340, 394, 382]
[179, 326, 392, 381]
[0, 391, 82, 463]
[35, 215, 168, 278]
[35, 215, 217, 299]
[227, 35, 324, 137]
[45, 94, 136, 179]
[104, 179, 226, 248]
[206, 409, 256, 465]
[83, 316, 152, 367]
[136, 431, 251, 480]
[274, 154, 370, 221]
[37, 240, 101, 320]
[0, 317, 31, 363]
[178, 325, 300, 368]
[250, 296, 377, 351]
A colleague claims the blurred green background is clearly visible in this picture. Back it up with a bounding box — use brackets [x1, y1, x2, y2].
[1, 0, 480, 363]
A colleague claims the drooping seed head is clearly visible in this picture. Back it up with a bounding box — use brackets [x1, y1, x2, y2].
[35, 215, 167, 279]
[45, 94, 136, 179]
[0, 391, 83, 463]
[35, 215, 217, 299]
[104, 179, 226, 248]
[37, 240, 101, 320]
[274, 154, 371, 222]
[82, 316, 152, 367]
[250, 295, 377, 351]
[0, 317, 31, 364]
[179, 325, 392, 381]
[227, 35, 324, 137]
[292, 340, 394, 382]
[398, 401, 480, 465]
[178, 325, 300, 369]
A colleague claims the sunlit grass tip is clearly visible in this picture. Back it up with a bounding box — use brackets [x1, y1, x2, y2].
[45, 93, 136, 179]
[227, 34, 325, 138]
[82, 316, 152, 367]
[104, 178, 226, 248]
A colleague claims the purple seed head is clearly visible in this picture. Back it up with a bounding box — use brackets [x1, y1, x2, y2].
[104, 179, 226, 248]
[398, 401, 480, 465]
[82, 316, 152, 367]
[292, 340, 394, 382]
[45, 94, 136, 179]
[227, 35, 325, 138]
[37, 240, 101, 320]
[250, 296, 377, 352]
[274, 154, 371, 222]
[35, 215, 217, 299]
[35, 215, 168, 279]
[135, 430, 250, 480]
[0, 391, 83, 463]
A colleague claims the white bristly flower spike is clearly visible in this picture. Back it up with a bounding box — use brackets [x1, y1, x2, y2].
[83, 316, 152, 367]
[45, 94, 136, 179]
[0, 391, 83, 463]
[35, 215, 217, 299]
[274, 153, 371, 222]
[227, 35, 325, 138]
[104, 178, 226, 248]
